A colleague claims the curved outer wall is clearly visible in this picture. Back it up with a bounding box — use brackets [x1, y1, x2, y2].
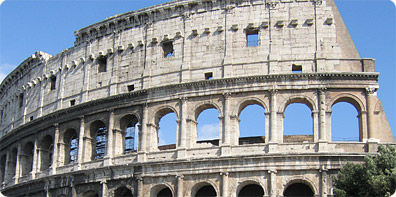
[0, 0, 394, 196]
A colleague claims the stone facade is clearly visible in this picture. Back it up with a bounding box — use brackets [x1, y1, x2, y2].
[0, 0, 394, 196]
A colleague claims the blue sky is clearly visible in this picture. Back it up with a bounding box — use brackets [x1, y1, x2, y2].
[0, 0, 395, 144]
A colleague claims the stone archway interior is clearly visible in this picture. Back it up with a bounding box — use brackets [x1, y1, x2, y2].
[157, 187, 172, 197]
[238, 184, 264, 197]
[195, 185, 216, 197]
[283, 183, 314, 197]
[115, 186, 134, 197]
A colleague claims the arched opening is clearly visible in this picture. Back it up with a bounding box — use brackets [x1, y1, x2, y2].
[283, 103, 313, 143]
[196, 107, 220, 146]
[21, 142, 34, 176]
[64, 129, 78, 164]
[83, 190, 99, 197]
[195, 185, 217, 197]
[90, 121, 107, 159]
[40, 135, 54, 171]
[238, 184, 264, 197]
[120, 115, 140, 153]
[156, 109, 177, 150]
[238, 104, 266, 145]
[0, 154, 6, 183]
[114, 186, 134, 197]
[157, 187, 172, 197]
[331, 101, 360, 142]
[283, 183, 314, 197]
[8, 148, 17, 181]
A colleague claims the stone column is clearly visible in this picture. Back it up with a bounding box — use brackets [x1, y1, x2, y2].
[77, 116, 85, 166]
[366, 87, 377, 140]
[3, 151, 10, 183]
[15, 144, 21, 183]
[102, 180, 108, 197]
[221, 172, 229, 197]
[268, 90, 278, 152]
[138, 103, 148, 162]
[176, 175, 184, 197]
[105, 109, 115, 166]
[137, 176, 144, 197]
[221, 93, 232, 156]
[318, 89, 327, 141]
[177, 98, 188, 158]
[31, 138, 39, 179]
[51, 123, 60, 174]
[268, 169, 277, 197]
[320, 166, 328, 196]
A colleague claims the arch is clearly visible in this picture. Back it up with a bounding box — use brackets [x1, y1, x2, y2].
[114, 186, 134, 197]
[283, 183, 314, 197]
[283, 103, 314, 143]
[195, 103, 220, 145]
[154, 107, 178, 150]
[238, 184, 265, 197]
[120, 114, 140, 153]
[238, 101, 266, 145]
[283, 177, 318, 196]
[236, 180, 266, 197]
[151, 106, 179, 124]
[21, 141, 34, 176]
[328, 93, 364, 112]
[150, 184, 174, 197]
[83, 190, 99, 197]
[331, 102, 360, 142]
[330, 94, 365, 142]
[235, 97, 268, 116]
[0, 154, 6, 183]
[191, 181, 219, 197]
[90, 120, 107, 159]
[40, 135, 54, 171]
[194, 102, 222, 120]
[8, 148, 18, 181]
[63, 128, 78, 164]
[279, 96, 317, 113]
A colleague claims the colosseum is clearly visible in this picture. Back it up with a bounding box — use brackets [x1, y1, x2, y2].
[0, 0, 394, 196]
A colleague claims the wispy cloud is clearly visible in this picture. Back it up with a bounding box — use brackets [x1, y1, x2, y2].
[197, 123, 219, 141]
[0, 0, 5, 6]
[0, 63, 17, 84]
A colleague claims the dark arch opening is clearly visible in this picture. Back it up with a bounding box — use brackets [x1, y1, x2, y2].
[195, 185, 216, 197]
[83, 190, 99, 197]
[157, 187, 172, 197]
[331, 102, 360, 142]
[283, 183, 314, 197]
[238, 184, 264, 197]
[239, 104, 266, 145]
[115, 186, 134, 197]
[40, 135, 54, 170]
[64, 129, 78, 164]
[90, 121, 107, 159]
[283, 103, 313, 143]
[21, 142, 34, 175]
[120, 114, 140, 153]
[0, 155, 6, 183]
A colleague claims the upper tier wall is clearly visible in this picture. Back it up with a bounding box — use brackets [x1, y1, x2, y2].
[0, 0, 373, 136]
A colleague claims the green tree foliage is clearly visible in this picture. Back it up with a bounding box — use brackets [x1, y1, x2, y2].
[334, 145, 396, 197]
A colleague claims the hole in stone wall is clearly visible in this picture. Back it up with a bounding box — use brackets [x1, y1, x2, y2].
[197, 108, 219, 145]
[292, 64, 302, 73]
[70, 99, 76, 106]
[127, 84, 135, 92]
[283, 103, 313, 142]
[50, 76, 56, 90]
[246, 29, 259, 47]
[125, 121, 139, 153]
[163, 41, 174, 58]
[331, 102, 359, 142]
[30, 116, 34, 121]
[97, 56, 107, 72]
[157, 112, 177, 150]
[205, 72, 213, 80]
[239, 104, 266, 145]
[19, 93, 24, 108]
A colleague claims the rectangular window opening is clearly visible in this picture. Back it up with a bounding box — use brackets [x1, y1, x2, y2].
[163, 41, 174, 58]
[205, 72, 213, 80]
[70, 99, 76, 106]
[19, 93, 24, 108]
[246, 29, 259, 47]
[30, 116, 34, 121]
[50, 76, 56, 90]
[127, 84, 135, 92]
[292, 64, 303, 73]
[98, 56, 107, 72]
